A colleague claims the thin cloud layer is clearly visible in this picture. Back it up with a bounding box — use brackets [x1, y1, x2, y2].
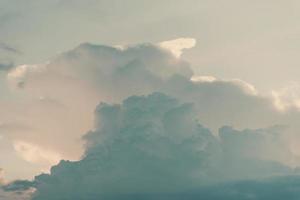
[0, 43, 20, 55]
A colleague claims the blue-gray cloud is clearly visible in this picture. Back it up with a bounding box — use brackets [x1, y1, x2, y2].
[0, 61, 14, 71]
[30, 93, 219, 199]
[0, 42, 19, 71]
[188, 176, 300, 200]
[0, 43, 20, 55]
[2, 180, 35, 192]
[4, 93, 295, 200]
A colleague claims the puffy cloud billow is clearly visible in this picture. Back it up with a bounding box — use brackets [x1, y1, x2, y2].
[4, 93, 298, 200]
[3, 39, 300, 199]
[29, 93, 218, 199]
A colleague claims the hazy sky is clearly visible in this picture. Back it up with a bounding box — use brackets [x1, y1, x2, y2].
[2, 1, 300, 199]
[1, 0, 300, 90]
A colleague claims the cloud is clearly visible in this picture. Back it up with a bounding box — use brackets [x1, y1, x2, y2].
[0, 61, 14, 71]
[2, 41, 196, 179]
[218, 125, 295, 179]
[30, 93, 219, 199]
[0, 43, 20, 55]
[271, 83, 300, 112]
[3, 39, 300, 183]
[188, 176, 300, 200]
[4, 93, 297, 200]
[190, 75, 258, 95]
[2, 180, 35, 192]
[3, 40, 300, 199]
[10, 175, 300, 200]
[159, 37, 196, 58]
[0, 169, 33, 200]
[0, 42, 20, 71]
[5, 41, 274, 132]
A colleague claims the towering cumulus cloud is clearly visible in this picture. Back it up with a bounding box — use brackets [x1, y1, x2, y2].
[30, 93, 218, 199]
[3, 39, 300, 199]
[7, 93, 297, 200]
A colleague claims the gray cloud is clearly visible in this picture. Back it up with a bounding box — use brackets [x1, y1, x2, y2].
[0, 43, 20, 55]
[5, 175, 300, 200]
[30, 93, 219, 199]
[188, 176, 300, 200]
[0, 42, 20, 71]
[2, 180, 35, 192]
[3, 93, 295, 200]
[0, 61, 14, 71]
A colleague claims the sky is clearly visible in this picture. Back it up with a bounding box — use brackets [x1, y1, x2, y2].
[2, 0, 300, 199]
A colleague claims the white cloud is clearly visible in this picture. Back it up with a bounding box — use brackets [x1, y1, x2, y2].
[190, 75, 217, 83]
[230, 79, 258, 96]
[191, 75, 257, 95]
[159, 37, 196, 58]
[271, 83, 300, 112]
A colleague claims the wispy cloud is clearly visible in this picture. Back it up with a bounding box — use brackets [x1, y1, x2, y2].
[0, 61, 14, 71]
[0, 43, 20, 55]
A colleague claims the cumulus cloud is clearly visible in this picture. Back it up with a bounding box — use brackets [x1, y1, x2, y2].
[4, 93, 297, 200]
[190, 75, 258, 95]
[5, 41, 279, 134]
[189, 176, 300, 200]
[271, 83, 300, 112]
[3, 41, 196, 176]
[29, 93, 218, 199]
[2, 40, 300, 176]
[3, 39, 300, 200]
[3, 180, 35, 192]
[159, 37, 197, 58]
[190, 75, 217, 83]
